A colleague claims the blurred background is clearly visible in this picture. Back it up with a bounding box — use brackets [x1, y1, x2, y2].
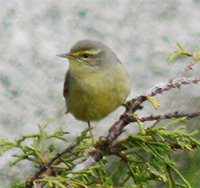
[0, 0, 200, 187]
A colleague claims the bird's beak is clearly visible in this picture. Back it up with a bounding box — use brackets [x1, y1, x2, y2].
[56, 53, 70, 58]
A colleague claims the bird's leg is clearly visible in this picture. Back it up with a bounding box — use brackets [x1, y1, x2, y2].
[87, 121, 95, 144]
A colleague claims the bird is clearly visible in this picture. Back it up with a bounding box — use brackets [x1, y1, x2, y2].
[57, 39, 130, 141]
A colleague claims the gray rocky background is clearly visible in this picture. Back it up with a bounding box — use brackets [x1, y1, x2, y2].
[0, 0, 200, 186]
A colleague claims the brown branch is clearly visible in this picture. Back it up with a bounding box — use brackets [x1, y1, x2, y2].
[128, 111, 200, 123]
[105, 76, 200, 145]
[105, 95, 146, 144]
[99, 136, 199, 162]
[147, 76, 200, 97]
[181, 55, 199, 77]
[26, 144, 77, 187]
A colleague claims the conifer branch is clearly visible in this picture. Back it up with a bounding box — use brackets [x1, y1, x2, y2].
[1, 43, 199, 187]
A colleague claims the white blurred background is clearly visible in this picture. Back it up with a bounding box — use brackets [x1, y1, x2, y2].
[0, 0, 200, 186]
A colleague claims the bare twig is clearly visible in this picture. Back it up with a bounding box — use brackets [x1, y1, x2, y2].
[147, 76, 200, 97]
[181, 54, 199, 77]
[128, 111, 200, 123]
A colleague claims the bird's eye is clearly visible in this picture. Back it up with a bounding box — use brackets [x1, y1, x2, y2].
[82, 54, 90, 58]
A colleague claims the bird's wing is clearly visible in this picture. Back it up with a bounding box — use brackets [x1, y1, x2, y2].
[63, 69, 71, 99]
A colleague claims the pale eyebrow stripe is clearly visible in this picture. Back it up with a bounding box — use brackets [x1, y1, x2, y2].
[71, 49, 101, 56]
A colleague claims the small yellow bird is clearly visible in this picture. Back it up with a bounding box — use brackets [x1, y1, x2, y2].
[57, 40, 130, 140]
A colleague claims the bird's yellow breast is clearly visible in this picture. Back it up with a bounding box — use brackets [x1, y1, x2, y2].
[65, 63, 130, 122]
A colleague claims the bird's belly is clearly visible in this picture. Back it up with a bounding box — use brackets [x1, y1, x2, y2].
[66, 86, 124, 122]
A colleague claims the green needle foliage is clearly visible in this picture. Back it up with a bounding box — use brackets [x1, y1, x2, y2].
[119, 118, 199, 187]
[0, 117, 199, 188]
[0, 121, 69, 167]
